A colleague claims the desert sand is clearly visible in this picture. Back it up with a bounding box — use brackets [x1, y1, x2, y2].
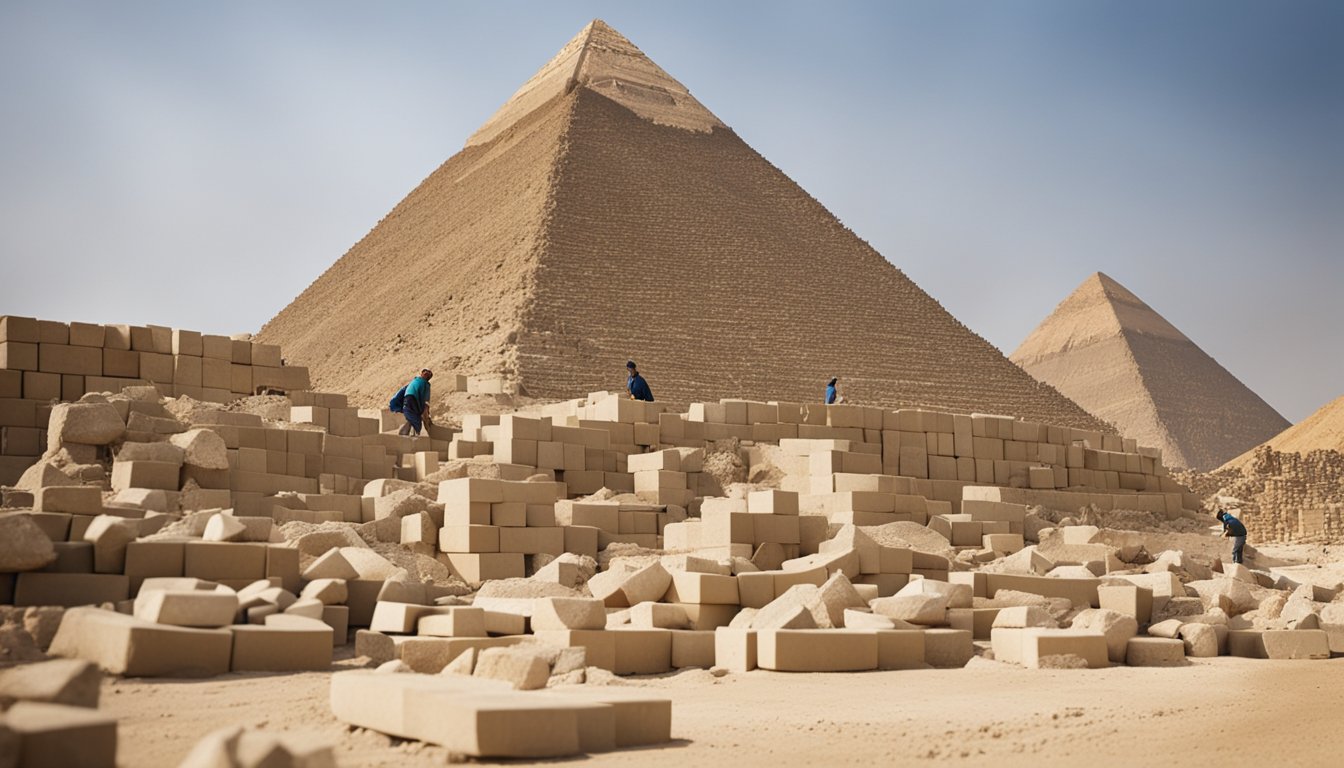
[102, 654, 1344, 767]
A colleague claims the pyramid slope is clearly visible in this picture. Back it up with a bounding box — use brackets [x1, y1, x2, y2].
[1012, 273, 1289, 469]
[1222, 394, 1344, 470]
[258, 90, 574, 398]
[261, 20, 1109, 430]
[516, 86, 1104, 427]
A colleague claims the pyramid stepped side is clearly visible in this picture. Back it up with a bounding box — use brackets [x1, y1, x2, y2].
[1013, 273, 1289, 470]
[515, 87, 1108, 430]
[259, 92, 575, 402]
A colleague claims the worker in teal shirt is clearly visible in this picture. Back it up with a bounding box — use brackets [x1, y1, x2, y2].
[1216, 510, 1248, 564]
[391, 369, 433, 435]
[626, 360, 654, 402]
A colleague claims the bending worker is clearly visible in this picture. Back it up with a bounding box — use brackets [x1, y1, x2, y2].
[1216, 509, 1248, 565]
[391, 368, 433, 436]
[626, 360, 654, 402]
[825, 377, 839, 405]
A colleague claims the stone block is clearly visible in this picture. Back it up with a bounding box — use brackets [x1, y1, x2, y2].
[473, 647, 550, 690]
[610, 628, 673, 675]
[1069, 608, 1138, 663]
[1125, 637, 1185, 666]
[757, 629, 878, 672]
[184, 542, 266, 582]
[33, 485, 102, 515]
[110, 460, 179, 491]
[14, 573, 128, 607]
[1227, 629, 1330, 660]
[670, 629, 716, 668]
[229, 621, 333, 671]
[871, 593, 948, 626]
[443, 553, 525, 584]
[49, 607, 232, 677]
[533, 629, 616, 671]
[4, 701, 117, 768]
[532, 597, 606, 631]
[328, 671, 584, 758]
[1097, 584, 1153, 624]
[0, 515, 57, 573]
[924, 628, 973, 668]
[661, 571, 739, 605]
[417, 607, 488, 638]
[1022, 629, 1109, 669]
[876, 629, 926, 669]
[0, 658, 101, 709]
[134, 589, 238, 628]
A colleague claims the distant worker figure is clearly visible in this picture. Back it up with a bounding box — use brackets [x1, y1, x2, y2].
[1216, 509, 1248, 565]
[390, 369, 433, 436]
[825, 377, 839, 405]
[626, 360, 654, 402]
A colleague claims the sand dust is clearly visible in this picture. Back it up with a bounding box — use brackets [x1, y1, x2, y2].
[100, 656, 1344, 767]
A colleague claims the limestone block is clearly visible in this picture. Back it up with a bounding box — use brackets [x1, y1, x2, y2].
[757, 629, 879, 672]
[1186, 578, 1257, 616]
[620, 562, 672, 605]
[329, 671, 583, 758]
[532, 630, 616, 672]
[33, 485, 103, 515]
[871, 593, 948, 626]
[609, 628, 672, 675]
[81, 515, 138, 574]
[1022, 629, 1109, 669]
[302, 549, 360, 581]
[184, 542, 266, 583]
[990, 605, 1056, 629]
[110, 460, 179, 491]
[49, 607, 232, 676]
[417, 607, 488, 638]
[877, 629, 926, 669]
[1125, 637, 1185, 666]
[1096, 584, 1153, 624]
[202, 513, 247, 542]
[473, 647, 550, 690]
[843, 609, 897, 630]
[4, 701, 117, 768]
[947, 608, 1000, 640]
[896, 578, 972, 609]
[545, 687, 673, 749]
[1147, 618, 1184, 639]
[1321, 603, 1344, 653]
[229, 621, 333, 671]
[1177, 623, 1220, 658]
[713, 627, 756, 672]
[14, 573, 129, 607]
[0, 515, 56, 572]
[630, 602, 690, 630]
[924, 628, 973, 668]
[530, 598, 606, 632]
[45, 403, 124, 450]
[168, 429, 229, 470]
[1227, 629, 1330, 660]
[1069, 608, 1138, 663]
[661, 571, 739, 604]
[134, 589, 238, 628]
[300, 578, 348, 605]
[370, 602, 452, 634]
[0, 658, 100, 709]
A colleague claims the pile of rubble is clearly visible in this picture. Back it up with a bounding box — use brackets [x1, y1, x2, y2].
[3, 313, 1342, 762]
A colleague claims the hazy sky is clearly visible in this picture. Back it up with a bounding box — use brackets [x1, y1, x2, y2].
[1, 1, 1339, 422]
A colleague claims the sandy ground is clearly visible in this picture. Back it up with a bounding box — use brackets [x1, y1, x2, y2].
[103, 655, 1344, 767]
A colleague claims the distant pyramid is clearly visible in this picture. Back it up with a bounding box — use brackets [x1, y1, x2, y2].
[261, 20, 1106, 430]
[1011, 272, 1289, 469]
[1221, 394, 1344, 471]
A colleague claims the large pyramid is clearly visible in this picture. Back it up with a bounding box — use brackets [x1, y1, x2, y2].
[1011, 272, 1289, 470]
[260, 20, 1106, 430]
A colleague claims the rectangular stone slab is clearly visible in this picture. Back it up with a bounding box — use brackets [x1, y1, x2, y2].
[48, 607, 232, 677]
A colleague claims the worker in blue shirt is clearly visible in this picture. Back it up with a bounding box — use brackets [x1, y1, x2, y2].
[626, 360, 654, 402]
[1216, 509, 1248, 564]
[825, 377, 839, 404]
[390, 369, 433, 436]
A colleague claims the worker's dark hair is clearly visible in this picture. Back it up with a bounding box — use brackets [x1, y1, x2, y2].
[828, 377, 838, 387]
[626, 360, 637, 370]
[421, 368, 433, 377]
[1215, 510, 1226, 520]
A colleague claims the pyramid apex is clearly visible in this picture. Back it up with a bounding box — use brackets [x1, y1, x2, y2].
[467, 19, 724, 148]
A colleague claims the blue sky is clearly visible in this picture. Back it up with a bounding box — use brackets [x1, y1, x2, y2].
[0, 1, 1339, 422]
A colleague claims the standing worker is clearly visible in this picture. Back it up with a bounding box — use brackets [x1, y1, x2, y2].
[626, 360, 654, 402]
[390, 368, 434, 436]
[1216, 509, 1248, 565]
[825, 377, 839, 404]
